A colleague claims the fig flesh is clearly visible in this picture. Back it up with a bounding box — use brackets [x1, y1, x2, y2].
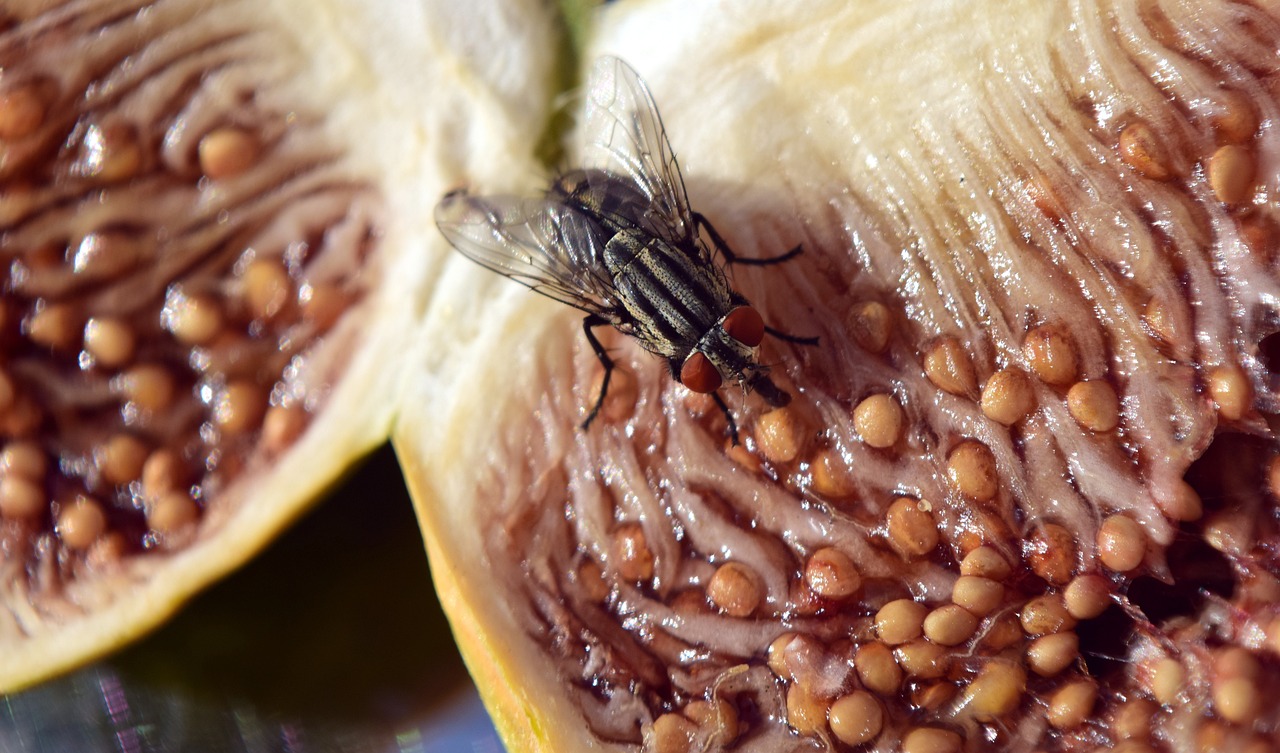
[399, 0, 1280, 751]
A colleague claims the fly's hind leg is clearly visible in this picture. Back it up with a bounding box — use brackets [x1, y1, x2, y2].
[694, 211, 802, 266]
[581, 314, 615, 429]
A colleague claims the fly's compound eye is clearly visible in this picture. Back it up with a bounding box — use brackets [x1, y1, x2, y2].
[722, 306, 765, 348]
[681, 351, 722, 394]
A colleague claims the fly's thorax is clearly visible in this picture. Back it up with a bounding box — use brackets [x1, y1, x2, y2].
[602, 229, 649, 273]
[606, 230, 733, 359]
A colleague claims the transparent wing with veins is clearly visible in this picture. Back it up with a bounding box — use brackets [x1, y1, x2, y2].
[579, 56, 702, 254]
[434, 190, 621, 319]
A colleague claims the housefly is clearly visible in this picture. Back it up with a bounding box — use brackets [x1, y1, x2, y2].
[434, 56, 814, 443]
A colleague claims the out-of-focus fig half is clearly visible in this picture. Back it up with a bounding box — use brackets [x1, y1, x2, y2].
[0, 0, 558, 692]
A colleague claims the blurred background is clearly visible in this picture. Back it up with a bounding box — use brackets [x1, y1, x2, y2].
[0, 444, 503, 753]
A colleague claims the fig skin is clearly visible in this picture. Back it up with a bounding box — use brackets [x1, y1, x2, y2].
[401, 442, 600, 753]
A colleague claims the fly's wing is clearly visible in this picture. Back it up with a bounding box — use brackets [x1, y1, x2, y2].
[580, 56, 702, 255]
[434, 190, 619, 318]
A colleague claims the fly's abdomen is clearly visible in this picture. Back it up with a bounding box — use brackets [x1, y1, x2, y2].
[605, 230, 730, 358]
[552, 169, 649, 235]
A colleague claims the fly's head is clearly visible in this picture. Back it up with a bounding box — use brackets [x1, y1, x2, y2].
[680, 306, 791, 408]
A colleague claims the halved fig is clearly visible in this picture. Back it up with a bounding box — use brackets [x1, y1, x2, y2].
[0, 0, 558, 691]
[398, 0, 1280, 751]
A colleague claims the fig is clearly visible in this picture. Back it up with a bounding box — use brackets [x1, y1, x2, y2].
[5, 0, 1280, 752]
[0, 0, 558, 691]
[396, 1, 1280, 751]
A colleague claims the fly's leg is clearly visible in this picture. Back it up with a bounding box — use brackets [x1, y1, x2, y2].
[766, 325, 820, 346]
[727, 292, 821, 347]
[665, 358, 747, 443]
[751, 376, 792, 408]
[581, 314, 615, 429]
[694, 212, 802, 266]
[700, 214, 819, 347]
[700, 213, 816, 344]
[711, 392, 741, 446]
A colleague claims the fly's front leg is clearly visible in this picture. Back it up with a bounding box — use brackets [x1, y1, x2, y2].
[694, 212, 802, 266]
[766, 325, 819, 346]
[581, 314, 615, 429]
[711, 392, 741, 446]
[727, 292, 820, 347]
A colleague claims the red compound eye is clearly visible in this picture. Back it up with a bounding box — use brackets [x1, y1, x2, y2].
[723, 306, 765, 347]
[680, 351, 722, 393]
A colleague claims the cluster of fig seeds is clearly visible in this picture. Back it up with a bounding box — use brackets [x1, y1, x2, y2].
[719, 401, 1149, 752]
[0, 6, 357, 585]
[563, 80, 1280, 753]
[715, 113, 1272, 749]
[609, 298, 1273, 753]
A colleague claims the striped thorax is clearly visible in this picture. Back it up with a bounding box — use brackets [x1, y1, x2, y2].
[602, 228, 774, 400]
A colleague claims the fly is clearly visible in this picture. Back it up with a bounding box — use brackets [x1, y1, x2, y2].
[434, 56, 815, 443]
